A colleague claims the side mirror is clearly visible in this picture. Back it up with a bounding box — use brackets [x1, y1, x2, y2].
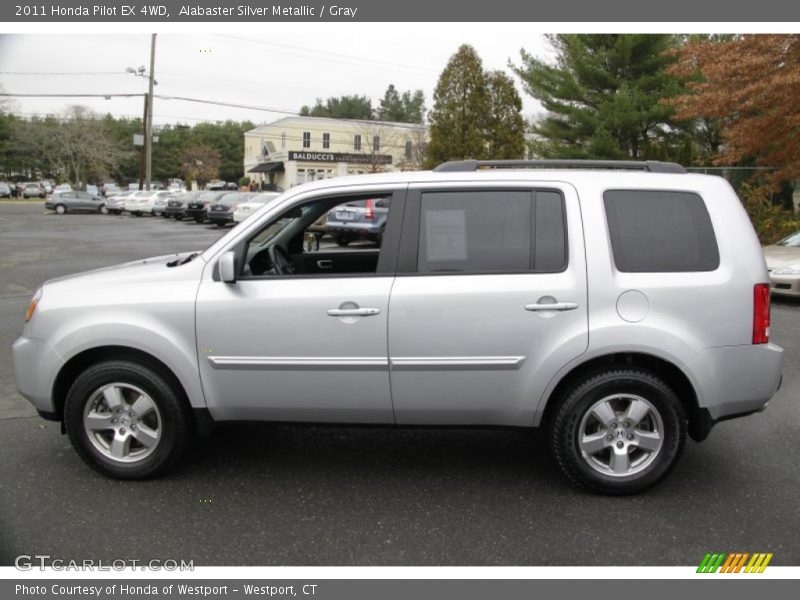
[219, 251, 237, 283]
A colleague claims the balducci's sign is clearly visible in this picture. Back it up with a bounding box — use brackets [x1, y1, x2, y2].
[288, 151, 392, 165]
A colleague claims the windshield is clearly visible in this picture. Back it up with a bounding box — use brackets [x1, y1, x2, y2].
[776, 232, 800, 247]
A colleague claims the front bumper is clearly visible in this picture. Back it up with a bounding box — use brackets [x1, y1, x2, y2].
[186, 207, 208, 220]
[769, 273, 800, 297]
[208, 212, 233, 224]
[12, 336, 64, 415]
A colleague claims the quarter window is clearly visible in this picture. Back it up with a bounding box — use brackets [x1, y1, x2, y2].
[603, 190, 719, 272]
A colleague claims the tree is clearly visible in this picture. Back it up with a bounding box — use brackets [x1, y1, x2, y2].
[180, 144, 221, 186]
[300, 95, 374, 120]
[485, 71, 526, 160]
[427, 44, 524, 167]
[511, 35, 686, 160]
[377, 84, 426, 123]
[667, 34, 800, 187]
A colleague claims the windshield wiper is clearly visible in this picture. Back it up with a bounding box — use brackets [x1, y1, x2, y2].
[167, 252, 199, 267]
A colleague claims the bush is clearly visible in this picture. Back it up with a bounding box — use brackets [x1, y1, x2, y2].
[238, 176, 251, 188]
[739, 184, 800, 245]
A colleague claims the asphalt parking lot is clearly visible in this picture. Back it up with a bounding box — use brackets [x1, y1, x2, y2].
[0, 202, 798, 566]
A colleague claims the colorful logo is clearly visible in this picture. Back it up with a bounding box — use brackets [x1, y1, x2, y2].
[697, 552, 773, 573]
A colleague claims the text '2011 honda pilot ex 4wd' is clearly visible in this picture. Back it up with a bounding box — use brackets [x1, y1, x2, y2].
[13, 160, 783, 494]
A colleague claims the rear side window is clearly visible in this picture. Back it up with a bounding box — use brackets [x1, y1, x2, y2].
[603, 190, 719, 273]
[417, 190, 567, 274]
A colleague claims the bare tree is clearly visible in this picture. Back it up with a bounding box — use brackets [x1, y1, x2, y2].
[396, 124, 429, 171]
[54, 105, 126, 186]
[355, 121, 402, 173]
[180, 144, 221, 187]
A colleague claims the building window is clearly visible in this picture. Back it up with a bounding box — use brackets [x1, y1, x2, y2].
[281, 132, 286, 149]
[405, 141, 412, 159]
[373, 135, 380, 151]
[354, 134, 362, 151]
[322, 133, 330, 149]
[302, 131, 311, 148]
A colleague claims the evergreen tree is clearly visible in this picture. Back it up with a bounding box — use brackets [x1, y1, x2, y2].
[485, 71, 526, 160]
[377, 85, 426, 123]
[299, 95, 374, 120]
[511, 35, 685, 160]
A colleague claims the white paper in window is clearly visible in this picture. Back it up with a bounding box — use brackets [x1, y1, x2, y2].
[425, 209, 468, 262]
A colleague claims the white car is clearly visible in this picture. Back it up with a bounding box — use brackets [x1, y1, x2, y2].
[232, 192, 281, 223]
[125, 191, 170, 216]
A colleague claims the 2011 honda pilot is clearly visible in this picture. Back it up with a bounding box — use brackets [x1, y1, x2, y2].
[13, 160, 784, 494]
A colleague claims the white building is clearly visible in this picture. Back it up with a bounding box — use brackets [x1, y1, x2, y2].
[244, 116, 427, 190]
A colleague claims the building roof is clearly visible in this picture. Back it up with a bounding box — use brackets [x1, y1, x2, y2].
[246, 115, 426, 135]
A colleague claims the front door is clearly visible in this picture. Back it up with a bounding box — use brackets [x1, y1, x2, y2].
[388, 184, 589, 426]
[195, 187, 405, 423]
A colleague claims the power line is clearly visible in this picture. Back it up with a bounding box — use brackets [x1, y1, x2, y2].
[0, 92, 145, 98]
[0, 71, 128, 76]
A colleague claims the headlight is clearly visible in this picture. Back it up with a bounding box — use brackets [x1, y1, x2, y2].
[24, 288, 42, 322]
[772, 265, 800, 275]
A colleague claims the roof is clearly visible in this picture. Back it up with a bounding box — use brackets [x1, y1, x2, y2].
[246, 115, 426, 135]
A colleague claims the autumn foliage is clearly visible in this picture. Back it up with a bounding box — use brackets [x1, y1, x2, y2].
[668, 35, 800, 187]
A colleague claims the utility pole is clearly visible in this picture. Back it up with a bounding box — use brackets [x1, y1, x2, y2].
[138, 93, 148, 190]
[145, 33, 156, 191]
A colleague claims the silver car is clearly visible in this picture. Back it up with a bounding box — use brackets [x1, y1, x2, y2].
[44, 191, 108, 215]
[763, 231, 800, 297]
[13, 160, 784, 493]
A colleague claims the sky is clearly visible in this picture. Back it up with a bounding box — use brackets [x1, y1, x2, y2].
[0, 26, 552, 127]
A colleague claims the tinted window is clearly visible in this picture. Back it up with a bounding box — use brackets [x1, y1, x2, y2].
[418, 190, 567, 274]
[603, 190, 719, 272]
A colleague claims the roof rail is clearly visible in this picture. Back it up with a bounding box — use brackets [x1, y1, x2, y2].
[433, 159, 687, 174]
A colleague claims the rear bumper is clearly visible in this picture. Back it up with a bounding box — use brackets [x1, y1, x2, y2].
[686, 343, 783, 421]
[325, 223, 383, 238]
[769, 274, 800, 297]
[208, 213, 233, 224]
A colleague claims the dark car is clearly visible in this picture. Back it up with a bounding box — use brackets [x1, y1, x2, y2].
[165, 191, 201, 220]
[44, 191, 107, 215]
[207, 192, 256, 227]
[186, 191, 226, 223]
[324, 197, 390, 246]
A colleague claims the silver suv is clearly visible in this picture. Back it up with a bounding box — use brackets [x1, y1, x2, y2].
[13, 160, 784, 493]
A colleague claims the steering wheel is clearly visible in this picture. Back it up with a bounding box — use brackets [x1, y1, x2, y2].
[268, 244, 295, 275]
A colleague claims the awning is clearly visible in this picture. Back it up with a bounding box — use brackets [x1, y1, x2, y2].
[249, 161, 285, 174]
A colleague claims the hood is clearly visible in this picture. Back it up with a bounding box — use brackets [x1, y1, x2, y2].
[762, 245, 800, 269]
[43, 251, 205, 289]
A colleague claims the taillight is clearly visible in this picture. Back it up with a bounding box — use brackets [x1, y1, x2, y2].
[365, 199, 375, 220]
[753, 283, 770, 344]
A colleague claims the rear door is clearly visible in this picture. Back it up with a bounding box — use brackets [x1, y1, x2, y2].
[388, 182, 588, 426]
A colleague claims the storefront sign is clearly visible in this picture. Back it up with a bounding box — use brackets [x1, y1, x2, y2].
[288, 151, 392, 165]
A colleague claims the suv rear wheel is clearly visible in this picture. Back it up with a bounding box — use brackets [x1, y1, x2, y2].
[64, 360, 191, 479]
[550, 369, 686, 494]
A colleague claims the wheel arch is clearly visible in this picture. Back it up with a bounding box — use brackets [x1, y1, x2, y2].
[51, 345, 211, 435]
[538, 352, 711, 442]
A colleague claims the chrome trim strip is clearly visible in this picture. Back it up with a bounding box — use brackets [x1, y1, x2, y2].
[390, 356, 526, 371]
[207, 356, 389, 370]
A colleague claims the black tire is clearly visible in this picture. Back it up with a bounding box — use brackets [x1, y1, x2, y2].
[175, 215, 184, 221]
[549, 368, 686, 495]
[55, 204, 66, 215]
[334, 236, 350, 247]
[64, 359, 192, 479]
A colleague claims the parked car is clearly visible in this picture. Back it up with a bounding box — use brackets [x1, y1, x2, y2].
[22, 182, 46, 198]
[44, 190, 107, 215]
[105, 191, 134, 215]
[53, 183, 73, 193]
[232, 192, 281, 223]
[763, 231, 800, 297]
[0, 182, 11, 198]
[165, 191, 201, 220]
[102, 183, 122, 197]
[207, 192, 257, 227]
[324, 198, 390, 246]
[207, 180, 226, 191]
[13, 160, 784, 493]
[125, 190, 169, 216]
[186, 191, 226, 223]
[152, 192, 174, 217]
[86, 185, 100, 197]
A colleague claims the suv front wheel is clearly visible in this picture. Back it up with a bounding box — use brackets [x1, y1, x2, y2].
[64, 359, 191, 479]
[550, 369, 687, 494]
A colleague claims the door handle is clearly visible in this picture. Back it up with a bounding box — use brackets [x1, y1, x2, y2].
[524, 302, 579, 312]
[317, 259, 333, 269]
[327, 307, 381, 317]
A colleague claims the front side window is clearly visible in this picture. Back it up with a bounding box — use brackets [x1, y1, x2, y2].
[417, 190, 566, 274]
[241, 193, 393, 278]
[302, 131, 311, 148]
